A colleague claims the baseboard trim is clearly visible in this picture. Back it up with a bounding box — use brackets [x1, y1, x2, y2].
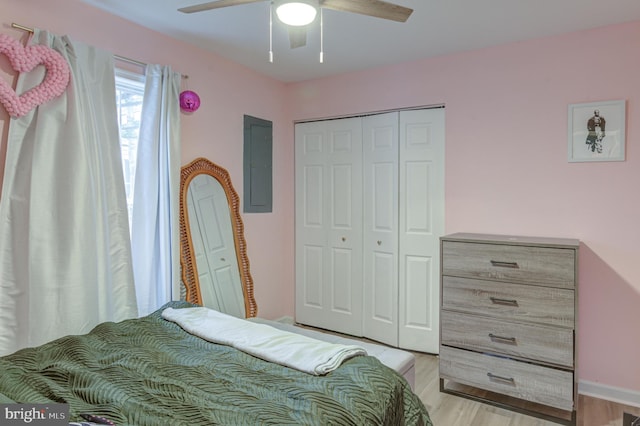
[579, 381, 640, 408]
[273, 315, 295, 325]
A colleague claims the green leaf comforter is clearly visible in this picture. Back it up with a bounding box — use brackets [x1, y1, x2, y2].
[0, 301, 432, 425]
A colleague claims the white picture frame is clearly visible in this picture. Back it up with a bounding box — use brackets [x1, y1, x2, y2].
[568, 100, 626, 162]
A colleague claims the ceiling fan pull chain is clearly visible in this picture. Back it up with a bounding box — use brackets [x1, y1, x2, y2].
[269, 1, 274, 63]
[319, 7, 324, 63]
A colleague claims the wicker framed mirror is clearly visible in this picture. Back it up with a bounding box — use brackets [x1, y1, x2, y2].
[179, 157, 257, 317]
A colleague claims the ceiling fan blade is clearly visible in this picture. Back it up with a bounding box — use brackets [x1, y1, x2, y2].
[288, 27, 308, 49]
[321, 0, 413, 22]
[179, 0, 264, 14]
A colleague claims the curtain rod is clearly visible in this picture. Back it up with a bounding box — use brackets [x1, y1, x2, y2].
[11, 22, 146, 68]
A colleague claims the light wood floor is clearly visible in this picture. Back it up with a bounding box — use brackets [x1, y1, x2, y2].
[295, 323, 638, 425]
[413, 352, 640, 426]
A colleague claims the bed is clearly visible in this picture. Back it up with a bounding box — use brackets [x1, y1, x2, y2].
[250, 317, 417, 391]
[0, 157, 431, 424]
[0, 300, 431, 425]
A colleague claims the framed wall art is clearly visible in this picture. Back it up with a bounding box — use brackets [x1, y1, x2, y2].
[568, 99, 626, 162]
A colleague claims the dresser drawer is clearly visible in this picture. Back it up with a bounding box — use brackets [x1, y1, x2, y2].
[439, 346, 574, 411]
[441, 311, 574, 367]
[442, 241, 576, 288]
[442, 276, 574, 328]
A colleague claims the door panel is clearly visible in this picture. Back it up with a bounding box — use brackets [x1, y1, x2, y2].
[301, 245, 323, 308]
[295, 118, 363, 336]
[404, 255, 432, 327]
[188, 174, 245, 318]
[399, 108, 445, 353]
[372, 251, 395, 321]
[331, 247, 354, 313]
[363, 112, 399, 346]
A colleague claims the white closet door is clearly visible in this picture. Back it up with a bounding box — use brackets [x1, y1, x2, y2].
[398, 108, 445, 353]
[295, 118, 363, 336]
[362, 112, 399, 346]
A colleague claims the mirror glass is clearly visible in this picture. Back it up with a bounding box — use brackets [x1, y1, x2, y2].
[180, 158, 257, 318]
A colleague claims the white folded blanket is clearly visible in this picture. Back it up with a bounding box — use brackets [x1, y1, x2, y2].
[162, 307, 367, 375]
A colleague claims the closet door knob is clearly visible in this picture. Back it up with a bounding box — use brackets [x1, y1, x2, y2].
[377, 240, 382, 245]
[341, 237, 346, 242]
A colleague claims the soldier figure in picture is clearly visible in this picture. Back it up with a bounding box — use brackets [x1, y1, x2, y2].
[585, 109, 606, 153]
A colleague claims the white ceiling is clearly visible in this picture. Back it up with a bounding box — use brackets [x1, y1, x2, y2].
[81, 0, 640, 83]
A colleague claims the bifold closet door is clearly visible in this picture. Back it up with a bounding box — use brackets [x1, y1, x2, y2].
[362, 109, 446, 352]
[362, 112, 399, 347]
[295, 108, 445, 352]
[295, 118, 364, 336]
[398, 108, 445, 353]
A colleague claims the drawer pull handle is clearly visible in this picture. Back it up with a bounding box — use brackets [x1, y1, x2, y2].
[490, 260, 519, 269]
[487, 372, 516, 385]
[489, 297, 519, 307]
[489, 333, 517, 344]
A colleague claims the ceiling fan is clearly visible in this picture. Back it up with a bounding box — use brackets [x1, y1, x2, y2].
[178, 0, 413, 49]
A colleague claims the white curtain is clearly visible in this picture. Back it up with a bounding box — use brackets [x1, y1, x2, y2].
[131, 65, 181, 316]
[0, 30, 138, 356]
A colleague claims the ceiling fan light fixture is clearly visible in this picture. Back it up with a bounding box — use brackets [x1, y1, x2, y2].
[275, 0, 318, 26]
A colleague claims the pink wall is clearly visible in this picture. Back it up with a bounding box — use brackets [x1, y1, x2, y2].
[286, 22, 640, 393]
[0, 0, 294, 320]
[1, 0, 638, 397]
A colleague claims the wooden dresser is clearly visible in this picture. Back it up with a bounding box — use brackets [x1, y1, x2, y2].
[439, 233, 579, 425]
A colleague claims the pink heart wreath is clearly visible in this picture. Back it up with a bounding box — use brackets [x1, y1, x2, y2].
[0, 33, 70, 118]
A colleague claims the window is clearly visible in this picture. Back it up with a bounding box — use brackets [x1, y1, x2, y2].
[115, 65, 179, 315]
[115, 69, 145, 230]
